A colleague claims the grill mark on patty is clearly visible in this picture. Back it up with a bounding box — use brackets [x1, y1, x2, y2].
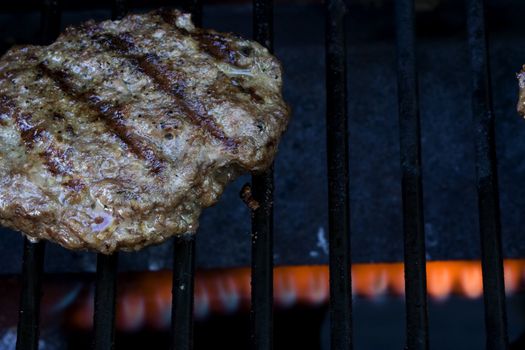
[14, 113, 44, 148]
[0, 96, 43, 148]
[41, 145, 74, 176]
[38, 63, 166, 174]
[0, 94, 75, 176]
[156, 12, 261, 102]
[157, 9, 246, 67]
[63, 178, 86, 192]
[194, 32, 243, 67]
[94, 32, 238, 150]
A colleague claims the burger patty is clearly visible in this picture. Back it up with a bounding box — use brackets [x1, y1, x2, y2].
[518, 66, 525, 116]
[0, 9, 290, 253]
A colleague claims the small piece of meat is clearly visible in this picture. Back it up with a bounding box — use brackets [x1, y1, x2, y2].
[0, 9, 290, 253]
[518, 66, 525, 116]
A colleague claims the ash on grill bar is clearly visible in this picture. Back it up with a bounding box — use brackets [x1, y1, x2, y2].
[1, 0, 525, 350]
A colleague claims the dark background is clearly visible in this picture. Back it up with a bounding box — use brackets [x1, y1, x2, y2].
[0, 0, 524, 273]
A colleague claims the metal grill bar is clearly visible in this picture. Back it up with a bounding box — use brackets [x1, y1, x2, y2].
[325, 0, 352, 348]
[15, 1, 60, 348]
[183, 0, 202, 27]
[0, 0, 177, 12]
[93, 253, 118, 350]
[40, 0, 61, 44]
[394, 1, 429, 349]
[466, 0, 509, 349]
[171, 234, 196, 350]
[169, 3, 200, 350]
[93, 0, 128, 350]
[111, 0, 128, 20]
[250, 170, 274, 350]
[92, 5, 126, 350]
[16, 240, 45, 350]
[250, 0, 274, 348]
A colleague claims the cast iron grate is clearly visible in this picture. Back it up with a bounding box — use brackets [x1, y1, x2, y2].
[12, 0, 509, 350]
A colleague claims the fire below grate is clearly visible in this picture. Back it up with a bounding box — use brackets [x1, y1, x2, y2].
[9, 0, 511, 350]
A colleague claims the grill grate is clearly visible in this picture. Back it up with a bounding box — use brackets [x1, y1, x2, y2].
[16, 2, 59, 349]
[12, 0, 510, 349]
[251, 0, 274, 347]
[394, 0, 429, 349]
[466, 0, 509, 348]
[93, 253, 118, 350]
[111, 0, 128, 20]
[324, 0, 352, 349]
[171, 235, 196, 350]
[16, 240, 45, 350]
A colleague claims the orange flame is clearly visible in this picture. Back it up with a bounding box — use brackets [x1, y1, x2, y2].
[67, 259, 525, 331]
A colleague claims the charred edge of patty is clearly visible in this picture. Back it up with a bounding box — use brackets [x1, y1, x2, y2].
[195, 32, 247, 67]
[518, 67, 525, 117]
[38, 62, 166, 174]
[93, 32, 239, 151]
